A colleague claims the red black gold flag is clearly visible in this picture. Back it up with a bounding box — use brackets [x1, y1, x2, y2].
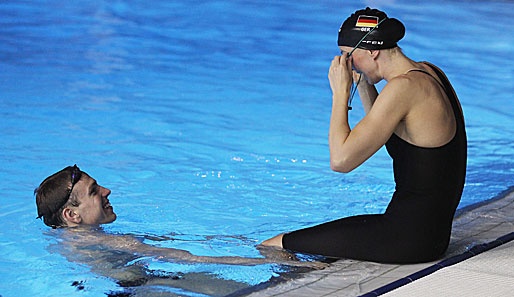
[356, 15, 379, 28]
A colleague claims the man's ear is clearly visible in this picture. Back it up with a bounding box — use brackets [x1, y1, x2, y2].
[62, 207, 81, 225]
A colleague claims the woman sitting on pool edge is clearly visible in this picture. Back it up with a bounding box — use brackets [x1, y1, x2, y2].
[262, 7, 467, 264]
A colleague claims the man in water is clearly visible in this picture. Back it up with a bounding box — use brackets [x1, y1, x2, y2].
[35, 165, 324, 295]
[36, 164, 116, 228]
[35, 164, 323, 266]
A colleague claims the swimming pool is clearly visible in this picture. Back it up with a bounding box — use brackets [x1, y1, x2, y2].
[0, 0, 512, 296]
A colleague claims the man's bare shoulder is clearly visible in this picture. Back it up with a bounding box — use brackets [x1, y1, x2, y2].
[60, 227, 143, 249]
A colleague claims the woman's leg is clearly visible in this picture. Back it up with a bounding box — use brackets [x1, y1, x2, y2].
[264, 213, 446, 263]
[261, 233, 285, 248]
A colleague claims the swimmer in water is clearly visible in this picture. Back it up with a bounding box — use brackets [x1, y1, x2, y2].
[262, 7, 467, 263]
[35, 165, 325, 268]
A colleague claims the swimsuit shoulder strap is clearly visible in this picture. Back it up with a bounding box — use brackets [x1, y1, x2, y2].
[405, 66, 446, 91]
[408, 62, 465, 129]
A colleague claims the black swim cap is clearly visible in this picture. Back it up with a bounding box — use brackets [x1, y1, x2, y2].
[338, 7, 405, 50]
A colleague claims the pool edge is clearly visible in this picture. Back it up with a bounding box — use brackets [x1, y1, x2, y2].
[239, 186, 514, 297]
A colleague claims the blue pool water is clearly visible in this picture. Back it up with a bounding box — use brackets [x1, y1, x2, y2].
[1, 0, 513, 296]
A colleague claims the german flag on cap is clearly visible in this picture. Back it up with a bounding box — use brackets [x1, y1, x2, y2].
[356, 15, 378, 28]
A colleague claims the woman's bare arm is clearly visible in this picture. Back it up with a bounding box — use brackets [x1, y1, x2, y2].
[354, 72, 378, 114]
[328, 54, 411, 173]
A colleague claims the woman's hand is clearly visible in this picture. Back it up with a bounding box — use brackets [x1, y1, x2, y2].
[328, 53, 353, 100]
[352, 70, 362, 85]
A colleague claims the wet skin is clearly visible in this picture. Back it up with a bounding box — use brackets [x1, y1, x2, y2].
[63, 173, 116, 226]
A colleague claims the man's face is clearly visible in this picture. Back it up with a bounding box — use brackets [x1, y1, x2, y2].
[69, 173, 116, 225]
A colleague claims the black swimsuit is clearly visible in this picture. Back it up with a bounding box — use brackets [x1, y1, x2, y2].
[282, 63, 467, 263]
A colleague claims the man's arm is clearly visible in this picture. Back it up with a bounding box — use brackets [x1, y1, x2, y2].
[100, 233, 325, 268]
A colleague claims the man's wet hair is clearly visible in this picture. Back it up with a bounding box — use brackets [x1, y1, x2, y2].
[35, 165, 82, 228]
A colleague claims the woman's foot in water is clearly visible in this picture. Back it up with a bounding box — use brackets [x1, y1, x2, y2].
[261, 233, 284, 248]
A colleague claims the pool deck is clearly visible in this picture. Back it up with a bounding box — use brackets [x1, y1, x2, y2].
[246, 187, 514, 297]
